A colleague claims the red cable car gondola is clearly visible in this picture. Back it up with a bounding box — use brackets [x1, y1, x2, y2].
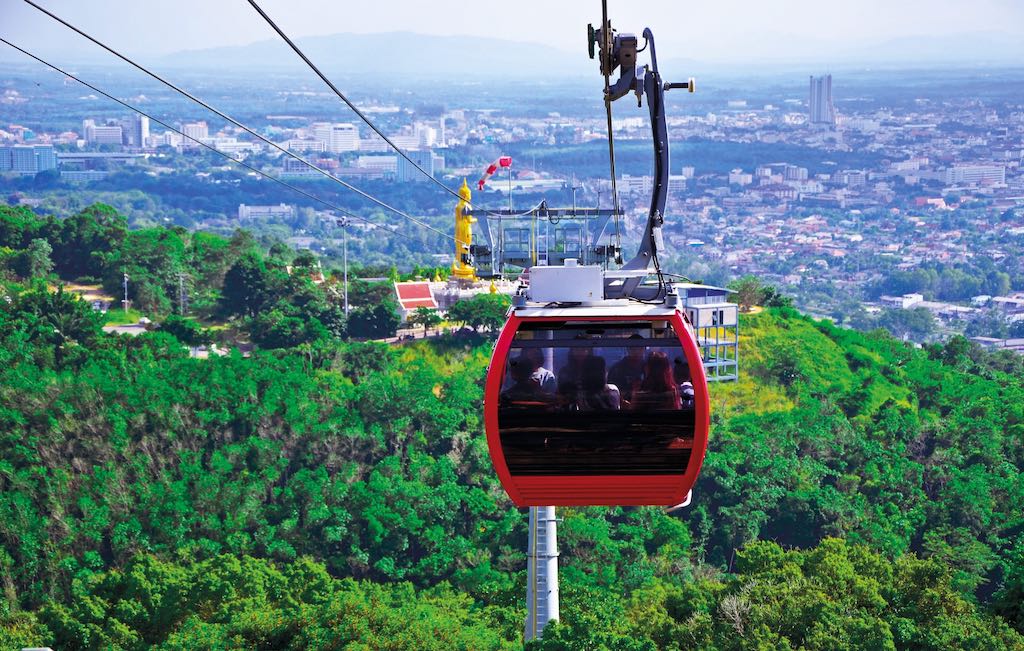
[485, 302, 709, 506]
[482, 22, 708, 506]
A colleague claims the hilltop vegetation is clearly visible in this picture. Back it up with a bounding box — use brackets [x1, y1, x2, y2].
[0, 206, 1022, 648]
[0, 203, 513, 345]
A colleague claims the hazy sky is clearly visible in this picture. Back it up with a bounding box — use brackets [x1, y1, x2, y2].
[2, 0, 1023, 63]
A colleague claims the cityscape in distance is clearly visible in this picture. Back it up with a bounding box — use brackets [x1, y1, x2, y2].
[3, 49, 1022, 347]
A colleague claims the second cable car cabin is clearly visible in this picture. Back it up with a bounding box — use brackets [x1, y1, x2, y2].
[485, 292, 709, 506]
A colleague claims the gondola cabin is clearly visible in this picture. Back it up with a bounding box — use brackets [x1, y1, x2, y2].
[485, 300, 710, 506]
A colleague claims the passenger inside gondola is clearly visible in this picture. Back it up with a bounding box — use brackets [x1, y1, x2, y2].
[629, 351, 681, 410]
[501, 354, 555, 408]
[608, 335, 646, 399]
[558, 345, 591, 394]
[526, 348, 557, 394]
[577, 355, 620, 411]
[674, 358, 695, 410]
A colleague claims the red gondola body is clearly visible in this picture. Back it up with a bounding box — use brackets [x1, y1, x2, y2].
[485, 305, 710, 506]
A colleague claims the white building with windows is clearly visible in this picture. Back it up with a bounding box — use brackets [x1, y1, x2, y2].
[238, 203, 295, 220]
[944, 165, 1005, 186]
[82, 119, 124, 145]
[312, 122, 359, 153]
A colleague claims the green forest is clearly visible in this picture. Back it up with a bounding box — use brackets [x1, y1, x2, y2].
[0, 205, 1022, 649]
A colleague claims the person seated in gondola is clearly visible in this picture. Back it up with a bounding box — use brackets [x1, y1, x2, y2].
[558, 345, 591, 394]
[501, 354, 555, 408]
[673, 357, 696, 410]
[629, 351, 681, 410]
[526, 347, 557, 393]
[576, 355, 621, 411]
[608, 335, 646, 400]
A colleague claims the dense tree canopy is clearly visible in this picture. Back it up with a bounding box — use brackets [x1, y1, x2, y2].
[0, 204, 1022, 648]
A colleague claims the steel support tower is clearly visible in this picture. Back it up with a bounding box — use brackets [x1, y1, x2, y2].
[525, 506, 559, 641]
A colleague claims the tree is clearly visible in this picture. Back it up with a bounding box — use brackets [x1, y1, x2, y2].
[878, 307, 936, 342]
[221, 253, 273, 319]
[292, 249, 318, 271]
[267, 241, 293, 266]
[160, 315, 212, 347]
[729, 275, 763, 312]
[250, 309, 328, 348]
[17, 284, 104, 369]
[348, 280, 396, 308]
[348, 302, 400, 340]
[448, 293, 510, 332]
[761, 284, 792, 308]
[994, 545, 1024, 634]
[0, 205, 43, 248]
[51, 203, 128, 279]
[965, 309, 1010, 339]
[407, 307, 441, 336]
[18, 238, 53, 279]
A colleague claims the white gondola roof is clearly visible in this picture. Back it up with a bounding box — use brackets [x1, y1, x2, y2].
[513, 301, 681, 319]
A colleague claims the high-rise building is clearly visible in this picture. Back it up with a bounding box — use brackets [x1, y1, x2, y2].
[356, 155, 398, 173]
[4, 144, 56, 174]
[83, 119, 124, 145]
[181, 121, 209, 141]
[389, 134, 419, 150]
[121, 114, 149, 147]
[237, 203, 296, 220]
[11, 146, 38, 173]
[415, 123, 437, 148]
[809, 75, 836, 126]
[944, 165, 1006, 186]
[312, 122, 359, 153]
[396, 150, 445, 183]
[34, 144, 56, 172]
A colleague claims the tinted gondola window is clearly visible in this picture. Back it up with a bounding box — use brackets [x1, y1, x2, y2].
[498, 321, 696, 475]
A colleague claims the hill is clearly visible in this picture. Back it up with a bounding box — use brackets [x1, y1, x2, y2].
[157, 32, 588, 79]
[0, 206, 1022, 648]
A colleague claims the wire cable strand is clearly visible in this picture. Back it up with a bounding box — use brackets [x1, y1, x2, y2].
[21, 0, 456, 243]
[244, 0, 536, 224]
[246, 0, 458, 201]
[0, 36, 426, 245]
[600, 0, 623, 257]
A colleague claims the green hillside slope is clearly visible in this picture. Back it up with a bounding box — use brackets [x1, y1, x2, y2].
[0, 211, 1022, 648]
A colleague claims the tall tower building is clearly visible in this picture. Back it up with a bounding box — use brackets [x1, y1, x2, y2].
[122, 114, 149, 147]
[182, 121, 209, 141]
[312, 122, 359, 153]
[809, 75, 836, 127]
[82, 119, 124, 145]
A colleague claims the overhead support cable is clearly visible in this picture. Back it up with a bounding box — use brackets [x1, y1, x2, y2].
[600, 0, 623, 256]
[246, 0, 457, 200]
[0, 36, 425, 244]
[245, 0, 542, 223]
[21, 0, 456, 243]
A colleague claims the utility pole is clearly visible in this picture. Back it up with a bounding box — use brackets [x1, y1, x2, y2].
[525, 506, 559, 642]
[571, 175, 581, 264]
[337, 218, 349, 316]
[177, 272, 189, 315]
[122, 271, 130, 313]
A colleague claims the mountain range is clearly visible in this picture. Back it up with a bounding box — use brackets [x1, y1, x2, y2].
[149, 30, 1024, 79]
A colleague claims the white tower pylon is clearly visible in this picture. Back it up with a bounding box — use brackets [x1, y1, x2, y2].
[525, 505, 559, 642]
